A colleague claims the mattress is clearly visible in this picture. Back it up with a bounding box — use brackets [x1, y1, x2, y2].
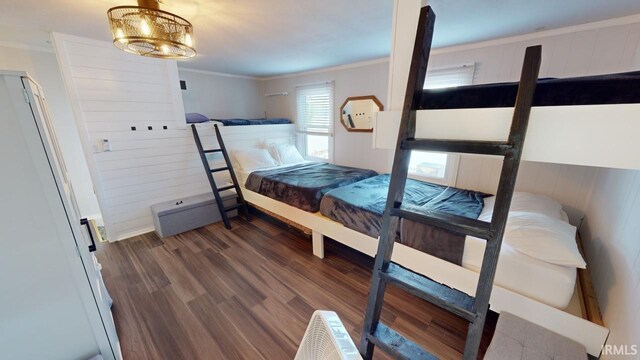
[244, 162, 378, 212]
[421, 71, 640, 109]
[462, 205, 576, 310]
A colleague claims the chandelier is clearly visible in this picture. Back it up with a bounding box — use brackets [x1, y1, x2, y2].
[107, 0, 195, 59]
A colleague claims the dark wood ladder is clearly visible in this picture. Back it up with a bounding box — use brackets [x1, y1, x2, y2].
[359, 6, 542, 360]
[191, 123, 251, 229]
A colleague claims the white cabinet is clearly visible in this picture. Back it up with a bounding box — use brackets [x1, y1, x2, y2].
[0, 71, 121, 360]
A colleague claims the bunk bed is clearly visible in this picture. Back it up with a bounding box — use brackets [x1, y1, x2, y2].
[240, 167, 608, 356]
[186, 113, 292, 126]
[374, 71, 640, 171]
[232, 69, 640, 357]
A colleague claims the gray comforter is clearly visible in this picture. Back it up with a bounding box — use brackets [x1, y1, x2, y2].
[320, 174, 487, 265]
[245, 162, 378, 212]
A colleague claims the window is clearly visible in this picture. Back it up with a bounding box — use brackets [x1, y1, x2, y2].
[409, 63, 475, 185]
[296, 82, 334, 161]
[424, 63, 475, 89]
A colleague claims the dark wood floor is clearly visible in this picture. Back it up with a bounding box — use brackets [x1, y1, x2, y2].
[97, 215, 496, 360]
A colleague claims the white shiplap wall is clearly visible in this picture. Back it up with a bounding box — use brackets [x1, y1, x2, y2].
[53, 33, 188, 240]
[53, 33, 295, 240]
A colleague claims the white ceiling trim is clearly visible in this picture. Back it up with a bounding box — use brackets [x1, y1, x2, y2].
[0, 40, 54, 54]
[260, 57, 390, 81]
[431, 12, 640, 56]
[177, 67, 260, 80]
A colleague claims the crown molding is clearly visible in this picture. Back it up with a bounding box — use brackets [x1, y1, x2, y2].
[0, 40, 54, 54]
[177, 66, 260, 80]
[260, 57, 390, 81]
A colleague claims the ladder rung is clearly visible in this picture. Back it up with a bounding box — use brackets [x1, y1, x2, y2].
[217, 184, 236, 192]
[203, 149, 223, 154]
[210, 166, 229, 173]
[367, 322, 438, 360]
[382, 263, 476, 321]
[224, 203, 243, 212]
[402, 139, 513, 156]
[390, 204, 492, 240]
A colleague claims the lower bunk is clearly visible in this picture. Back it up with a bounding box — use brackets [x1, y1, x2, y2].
[240, 185, 609, 357]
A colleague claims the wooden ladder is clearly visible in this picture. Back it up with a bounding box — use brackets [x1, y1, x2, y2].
[359, 6, 542, 360]
[191, 123, 251, 229]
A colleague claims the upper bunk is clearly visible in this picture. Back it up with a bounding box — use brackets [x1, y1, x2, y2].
[374, 71, 640, 170]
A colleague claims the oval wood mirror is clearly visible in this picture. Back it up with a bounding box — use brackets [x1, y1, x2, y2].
[339, 95, 383, 133]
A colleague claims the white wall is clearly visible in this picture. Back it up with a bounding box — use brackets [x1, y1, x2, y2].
[178, 68, 265, 119]
[580, 169, 640, 358]
[427, 20, 640, 84]
[0, 44, 101, 219]
[456, 156, 598, 224]
[264, 60, 393, 173]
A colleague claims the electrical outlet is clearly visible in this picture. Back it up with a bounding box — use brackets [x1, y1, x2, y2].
[102, 139, 112, 152]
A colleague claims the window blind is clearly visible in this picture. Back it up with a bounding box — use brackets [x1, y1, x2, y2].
[424, 63, 475, 89]
[296, 82, 334, 134]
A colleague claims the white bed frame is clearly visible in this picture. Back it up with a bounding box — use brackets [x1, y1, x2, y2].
[375, 105, 640, 170]
[210, 120, 611, 356]
[241, 186, 609, 357]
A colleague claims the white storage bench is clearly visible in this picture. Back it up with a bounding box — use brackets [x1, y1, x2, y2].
[151, 192, 238, 238]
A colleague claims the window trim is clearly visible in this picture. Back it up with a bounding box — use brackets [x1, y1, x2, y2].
[297, 132, 334, 163]
[423, 62, 476, 90]
[295, 81, 335, 163]
[408, 152, 459, 186]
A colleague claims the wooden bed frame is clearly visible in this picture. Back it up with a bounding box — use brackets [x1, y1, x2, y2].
[241, 187, 609, 357]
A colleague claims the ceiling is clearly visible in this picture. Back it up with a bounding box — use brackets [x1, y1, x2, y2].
[1, 0, 640, 77]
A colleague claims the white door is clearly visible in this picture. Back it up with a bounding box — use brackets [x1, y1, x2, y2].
[22, 78, 122, 360]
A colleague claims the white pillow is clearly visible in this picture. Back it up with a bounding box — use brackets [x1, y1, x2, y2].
[268, 143, 305, 165]
[230, 148, 277, 171]
[480, 192, 564, 221]
[504, 211, 586, 268]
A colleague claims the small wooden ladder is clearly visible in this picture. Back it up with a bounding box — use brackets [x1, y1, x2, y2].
[359, 6, 542, 360]
[191, 123, 251, 229]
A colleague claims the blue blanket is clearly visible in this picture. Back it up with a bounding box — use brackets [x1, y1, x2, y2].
[320, 174, 488, 265]
[421, 71, 640, 109]
[245, 162, 377, 212]
[213, 118, 291, 126]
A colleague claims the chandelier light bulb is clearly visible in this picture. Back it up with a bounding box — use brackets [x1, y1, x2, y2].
[140, 19, 151, 36]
